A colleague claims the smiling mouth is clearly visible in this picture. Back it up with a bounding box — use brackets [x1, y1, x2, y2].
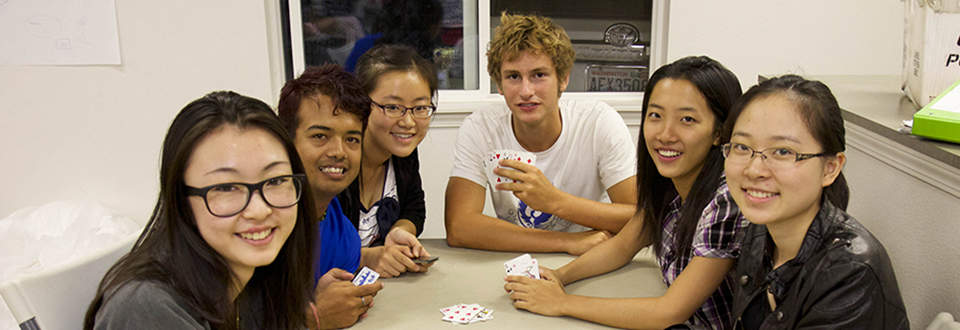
[657, 149, 681, 157]
[320, 166, 345, 174]
[745, 189, 778, 198]
[239, 228, 273, 240]
[392, 133, 414, 139]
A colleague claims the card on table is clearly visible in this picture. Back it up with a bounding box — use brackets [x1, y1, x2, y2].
[351, 266, 379, 286]
[440, 303, 493, 324]
[440, 303, 480, 324]
[470, 308, 494, 323]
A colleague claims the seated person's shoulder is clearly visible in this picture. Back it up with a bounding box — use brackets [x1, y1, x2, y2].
[563, 99, 616, 114]
[95, 280, 207, 330]
[561, 99, 627, 128]
[826, 211, 893, 267]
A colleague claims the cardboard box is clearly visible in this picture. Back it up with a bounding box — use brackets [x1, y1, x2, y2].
[903, 0, 960, 107]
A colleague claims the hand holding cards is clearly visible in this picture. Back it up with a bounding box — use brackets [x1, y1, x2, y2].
[352, 266, 380, 286]
[483, 149, 537, 185]
[503, 253, 540, 279]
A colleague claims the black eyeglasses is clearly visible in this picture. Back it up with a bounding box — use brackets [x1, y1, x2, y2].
[185, 174, 305, 217]
[372, 101, 437, 118]
[721, 143, 832, 168]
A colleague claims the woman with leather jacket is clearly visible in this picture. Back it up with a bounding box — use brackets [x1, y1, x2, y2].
[720, 75, 909, 329]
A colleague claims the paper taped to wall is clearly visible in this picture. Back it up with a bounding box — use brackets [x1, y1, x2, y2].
[0, 0, 120, 65]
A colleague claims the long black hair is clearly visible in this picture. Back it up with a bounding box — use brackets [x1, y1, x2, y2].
[639, 56, 742, 259]
[721, 74, 849, 209]
[84, 91, 318, 329]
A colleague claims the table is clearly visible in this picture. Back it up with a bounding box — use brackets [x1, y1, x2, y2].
[350, 239, 668, 329]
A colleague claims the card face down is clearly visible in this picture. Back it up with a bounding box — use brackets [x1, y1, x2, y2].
[352, 266, 380, 286]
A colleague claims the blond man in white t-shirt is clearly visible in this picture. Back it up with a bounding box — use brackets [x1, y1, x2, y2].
[444, 12, 637, 255]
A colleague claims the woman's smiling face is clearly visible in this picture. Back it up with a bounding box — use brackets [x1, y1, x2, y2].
[365, 70, 433, 159]
[184, 125, 297, 280]
[724, 93, 843, 227]
[643, 78, 719, 193]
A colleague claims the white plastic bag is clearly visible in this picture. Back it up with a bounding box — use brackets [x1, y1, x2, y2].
[0, 201, 141, 330]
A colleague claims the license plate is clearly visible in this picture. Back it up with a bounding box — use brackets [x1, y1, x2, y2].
[585, 65, 648, 92]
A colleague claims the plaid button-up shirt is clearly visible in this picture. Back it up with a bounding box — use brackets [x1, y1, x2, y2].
[656, 178, 749, 329]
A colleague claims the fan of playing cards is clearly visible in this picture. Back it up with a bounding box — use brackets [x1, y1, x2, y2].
[483, 149, 537, 185]
[439, 303, 494, 324]
[503, 253, 540, 279]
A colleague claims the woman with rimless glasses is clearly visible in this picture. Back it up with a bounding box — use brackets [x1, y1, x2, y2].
[721, 75, 908, 329]
[335, 44, 437, 278]
[84, 91, 317, 329]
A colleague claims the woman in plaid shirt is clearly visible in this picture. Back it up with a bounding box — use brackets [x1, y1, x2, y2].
[504, 56, 749, 330]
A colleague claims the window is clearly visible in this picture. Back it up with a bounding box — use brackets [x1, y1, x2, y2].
[289, 0, 479, 90]
[276, 0, 668, 110]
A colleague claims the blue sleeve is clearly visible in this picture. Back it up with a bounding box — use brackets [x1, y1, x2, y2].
[344, 33, 382, 73]
[315, 197, 362, 284]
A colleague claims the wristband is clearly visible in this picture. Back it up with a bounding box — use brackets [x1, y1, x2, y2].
[309, 301, 321, 329]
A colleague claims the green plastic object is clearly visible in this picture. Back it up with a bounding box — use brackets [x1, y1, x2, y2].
[913, 78, 960, 144]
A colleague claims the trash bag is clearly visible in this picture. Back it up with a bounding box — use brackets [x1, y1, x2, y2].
[0, 201, 141, 330]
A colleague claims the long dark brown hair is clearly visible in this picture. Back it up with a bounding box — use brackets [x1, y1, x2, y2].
[639, 56, 742, 259]
[83, 91, 317, 329]
[721, 74, 849, 209]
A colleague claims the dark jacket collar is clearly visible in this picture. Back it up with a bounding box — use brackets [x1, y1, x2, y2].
[754, 198, 841, 301]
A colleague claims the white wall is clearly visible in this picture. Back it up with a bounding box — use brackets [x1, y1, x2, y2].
[0, 0, 905, 232]
[844, 129, 960, 330]
[0, 1, 276, 223]
[667, 1, 903, 88]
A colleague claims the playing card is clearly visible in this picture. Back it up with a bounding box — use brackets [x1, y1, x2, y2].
[503, 253, 532, 274]
[504, 254, 540, 279]
[441, 303, 482, 324]
[440, 303, 493, 324]
[484, 150, 506, 186]
[439, 304, 460, 315]
[507, 150, 536, 183]
[351, 266, 380, 286]
[515, 150, 536, 166]
[524, 259, 541, 279]
[470, 308, 494, 323]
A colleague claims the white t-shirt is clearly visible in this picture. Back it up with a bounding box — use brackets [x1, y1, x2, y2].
[358, 159, 397, 247]
[449, 99, 636, 232]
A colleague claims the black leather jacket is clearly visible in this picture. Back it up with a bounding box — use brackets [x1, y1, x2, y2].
[731, 199, 909, 330]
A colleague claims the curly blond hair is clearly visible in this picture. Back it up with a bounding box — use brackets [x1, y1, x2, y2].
[486, 12, 576, 86]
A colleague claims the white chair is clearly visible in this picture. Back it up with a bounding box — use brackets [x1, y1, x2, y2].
[0, 232, 139, 330]
[927, 312, 960, 330]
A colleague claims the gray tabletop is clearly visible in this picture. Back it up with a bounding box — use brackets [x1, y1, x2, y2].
[350, 239, 667, 329]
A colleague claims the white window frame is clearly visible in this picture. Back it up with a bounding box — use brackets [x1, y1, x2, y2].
[264, 0, 669, 127]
